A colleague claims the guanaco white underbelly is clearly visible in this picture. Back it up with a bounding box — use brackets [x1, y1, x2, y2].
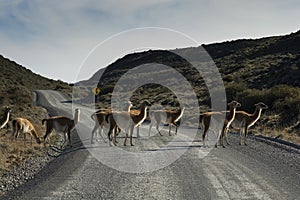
[21, 122, 30, 133]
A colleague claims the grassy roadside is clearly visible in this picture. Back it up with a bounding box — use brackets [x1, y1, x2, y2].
[0, 54, 72, 180]
[0, 105, 58, 177]
[251, 115, 300, 145]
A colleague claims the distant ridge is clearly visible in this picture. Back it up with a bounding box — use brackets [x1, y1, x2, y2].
[76, 30, 300, 131]
[78, 30, 300, 92]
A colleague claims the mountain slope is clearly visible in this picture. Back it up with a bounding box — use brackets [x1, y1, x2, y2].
[78, 30, 300, 141]
[80, 30, 300, 90]
[0, 55, 71, 106]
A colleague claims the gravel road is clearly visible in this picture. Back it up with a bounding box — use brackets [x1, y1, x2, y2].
[2, 90, 299, 199]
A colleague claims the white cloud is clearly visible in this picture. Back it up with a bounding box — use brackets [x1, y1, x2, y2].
[0, 0, 299, 82]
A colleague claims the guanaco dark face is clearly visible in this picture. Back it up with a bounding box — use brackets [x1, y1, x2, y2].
[36, 137, 42, 144]
[5, 107, 12, 113]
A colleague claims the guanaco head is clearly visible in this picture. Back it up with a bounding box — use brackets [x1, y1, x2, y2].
[254, 102, 268, 110]
[36, 137, 42, 144]
[141, 100, 151, 108]
[3, 106, 12, 114]
[227, 101, 241, 109]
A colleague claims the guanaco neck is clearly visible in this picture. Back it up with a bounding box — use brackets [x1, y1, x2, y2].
[174, 107, 185, 122]
[0, 110, 10, 128]
[248, 107, 262, 126]
[126, 104, 132, 112]
[134, 105, 147, 125]
[226, 106, 236, 124]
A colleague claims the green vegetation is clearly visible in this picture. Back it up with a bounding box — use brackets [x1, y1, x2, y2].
[226, 84, 300, 126]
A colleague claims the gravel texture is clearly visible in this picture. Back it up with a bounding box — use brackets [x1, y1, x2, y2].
[0, 152, 52, 195]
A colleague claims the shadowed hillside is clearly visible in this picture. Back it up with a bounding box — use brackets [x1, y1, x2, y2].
[78, 30, 300, 142]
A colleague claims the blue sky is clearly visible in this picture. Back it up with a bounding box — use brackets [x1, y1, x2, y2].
[0, 0, 299, 83]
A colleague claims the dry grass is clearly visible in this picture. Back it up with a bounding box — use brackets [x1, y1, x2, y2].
[253, 125, 300, 145]
[0, 54, 72, 175]
[253, 113, 300, 145]
[0, 106, 53, 175]
[0, 133, 44, 174]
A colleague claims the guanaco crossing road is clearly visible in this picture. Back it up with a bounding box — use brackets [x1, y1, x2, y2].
[3, 90, 300, 199]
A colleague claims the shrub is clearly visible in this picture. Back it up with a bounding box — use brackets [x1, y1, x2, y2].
[274, 96, 300, 124]
[225, 81, 248, 101]
[228, 84, 300, 126]
[6, 85, 32, 105]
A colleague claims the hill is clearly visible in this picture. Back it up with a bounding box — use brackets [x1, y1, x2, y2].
[78, 30, 300, 143]
[0, 55, 72, 178]
[0, 55, 71, 106]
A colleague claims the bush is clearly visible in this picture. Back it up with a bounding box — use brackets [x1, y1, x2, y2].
[228, 84, 300, 126]
[225, 81, 248, 101]
[273, 96, 300, 124]
[6, 86, 32, 105]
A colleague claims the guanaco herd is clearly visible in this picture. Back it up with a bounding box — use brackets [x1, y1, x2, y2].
[0, 100, 268, 149]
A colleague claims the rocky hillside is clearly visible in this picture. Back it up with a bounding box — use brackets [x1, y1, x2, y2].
[204, 31, 300, 88]
[78, 30, 300, 140]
